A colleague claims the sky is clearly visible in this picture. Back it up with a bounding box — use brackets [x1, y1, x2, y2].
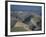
[10, 5, 42, 15]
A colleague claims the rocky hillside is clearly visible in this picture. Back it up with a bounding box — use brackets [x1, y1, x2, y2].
[11, 11, 41, 31]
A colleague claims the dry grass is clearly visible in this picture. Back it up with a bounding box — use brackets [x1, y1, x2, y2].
[11, 21, 31, 32]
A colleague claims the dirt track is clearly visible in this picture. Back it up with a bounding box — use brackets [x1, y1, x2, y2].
[14, 21, 32, 31]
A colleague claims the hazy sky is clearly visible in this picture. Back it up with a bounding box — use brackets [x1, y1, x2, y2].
[11, 5, 41, 11]
[11, 5, 42, 15]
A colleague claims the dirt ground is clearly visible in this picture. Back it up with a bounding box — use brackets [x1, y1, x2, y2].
[11, 21, 32, 32]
